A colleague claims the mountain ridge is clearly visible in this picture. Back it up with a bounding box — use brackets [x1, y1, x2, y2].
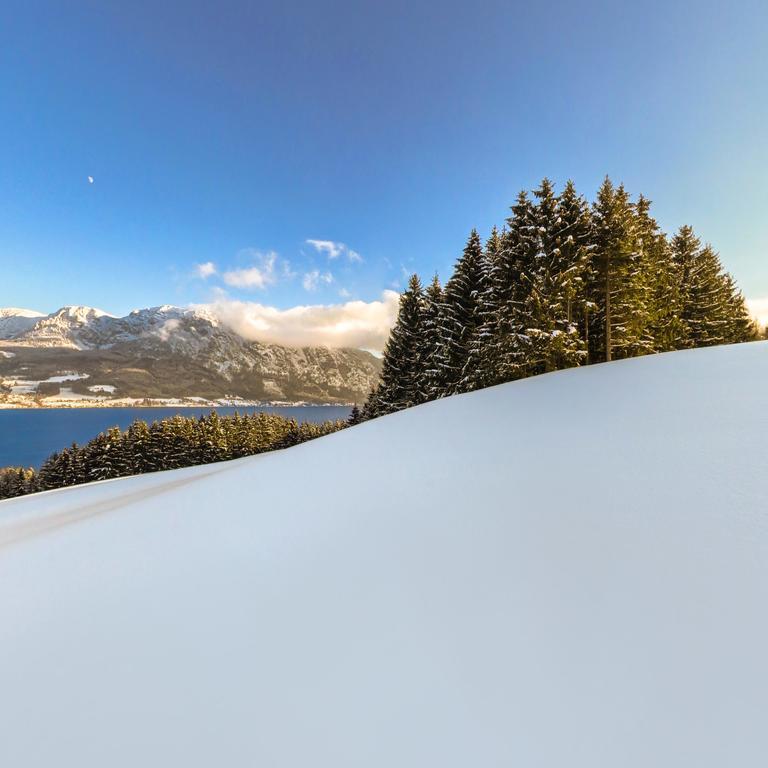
[0, 304, 381, 405]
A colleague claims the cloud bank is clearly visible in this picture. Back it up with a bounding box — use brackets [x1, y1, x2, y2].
[199, 291, 400, 352]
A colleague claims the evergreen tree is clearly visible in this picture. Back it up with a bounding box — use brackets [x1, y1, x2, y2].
[636, 196, 687, 352]
[722, 274, 757, 344]
[360, 387, 380, 421]
[589, 178, 649, 361]
[417, 274, 445, 401]
[671, 227, 745, 347]
[437, 229, 484, 394]
[555, 180, 594, 357]
[512, 179, 588, 374]
[347, 405, 362, 425]
[494, 191, 539, 380]
[464, 228, 502, 391]
[375, 274, 425, 413]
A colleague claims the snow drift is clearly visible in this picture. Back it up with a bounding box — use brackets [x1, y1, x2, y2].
[1, 343, 767, 767]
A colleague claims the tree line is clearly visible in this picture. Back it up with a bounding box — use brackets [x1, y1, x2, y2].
[360, 177, 758, 418]
[0, 411, 348, 500]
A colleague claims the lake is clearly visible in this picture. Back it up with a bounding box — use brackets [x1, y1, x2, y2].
[0, 406, 352, 469]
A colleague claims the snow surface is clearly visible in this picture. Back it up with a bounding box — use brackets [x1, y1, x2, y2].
[4, 371, 89, 394]
[1, 343, 767, 767]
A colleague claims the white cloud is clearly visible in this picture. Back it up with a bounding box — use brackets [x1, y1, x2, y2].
[222, 251, 278, 290]
[195, 261, 217, 279]
[306, 239, 364, 263]
[198, 291, 400, 352]
[338, 287, 352, 298]
[746, 297, 768, 327]
[306, 239, 343, 259]
[302, 270, 334, 292]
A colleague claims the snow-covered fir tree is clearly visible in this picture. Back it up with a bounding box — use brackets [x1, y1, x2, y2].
[463, 227, 502, 391]
[436, 230, 484, 395]
[494, 191, 539, 379]
[373, 274, 425, 413]
[418, 274, 446, 401]
[589, 178, 651, 361]
[635, 196, 686, 352]
[512, 179, 588, 374]
[359, 176, 757, 422]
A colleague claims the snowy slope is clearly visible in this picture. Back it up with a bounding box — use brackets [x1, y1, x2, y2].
[1, 343, 767, 767]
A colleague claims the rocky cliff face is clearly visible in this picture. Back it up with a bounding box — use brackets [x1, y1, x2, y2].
[0, 306, 381, 404]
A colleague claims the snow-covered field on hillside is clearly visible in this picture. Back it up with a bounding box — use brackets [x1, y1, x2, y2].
[1, 343, 767, 766]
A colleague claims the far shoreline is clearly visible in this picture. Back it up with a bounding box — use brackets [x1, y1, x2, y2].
[0, 399, 355, 411]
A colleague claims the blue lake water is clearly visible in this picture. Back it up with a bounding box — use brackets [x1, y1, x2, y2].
[0, 406, 352, 469]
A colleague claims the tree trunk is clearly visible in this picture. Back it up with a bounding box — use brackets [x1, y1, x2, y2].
[605, 269, 612, 362]
[585, 304, 590, 364]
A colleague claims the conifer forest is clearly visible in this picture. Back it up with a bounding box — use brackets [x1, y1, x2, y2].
[0, 412, 347, 500]
[362, 177, 757, 418]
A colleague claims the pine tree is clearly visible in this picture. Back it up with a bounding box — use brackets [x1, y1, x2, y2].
[437, 229, 484, 394]
[360, 387, 380, 421]
[417, 274, 445, 402]
[463, 228, 502, 390]
[83, 431, 116, 482]
[555, 180, 594, 356]
[374, 274, 424, 413]
[126, 420, 153, 474]
[494, 191, 539, 380]
[512, 179, 589, 374]
[722, 273, 757, 343]
[589, 178, 650, 362]
[347, 404, 362, 425]
[673, 227, 729, 347]
[636, 196, 687, 352]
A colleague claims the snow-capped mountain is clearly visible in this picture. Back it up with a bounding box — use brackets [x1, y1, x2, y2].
[0, 305, 381, 404]
[7, 305, 116, 348]
[0, 308, 46, 339]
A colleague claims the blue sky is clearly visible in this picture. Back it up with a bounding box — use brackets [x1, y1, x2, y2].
[2, 0, 767, 332]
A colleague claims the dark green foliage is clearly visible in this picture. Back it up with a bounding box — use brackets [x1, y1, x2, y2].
[635, 196, 686, 353]
[589, 178, 652, 361]
[0, 467, 36, 498]
[496, 191, 539, 380]
[347, 404, 362, 425]
[372, 274, 425, 414]
[463, 228, 502, 391]
[363, 177, 756, 421]
[0, 411, 348, 501]
[515, 178, 590, 374]
[672, 226, 757, 348]
[437, 229, 485, 395]
[418, 275, 446, 401]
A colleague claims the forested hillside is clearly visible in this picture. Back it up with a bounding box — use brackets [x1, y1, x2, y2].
[362, 177, 757, 418]
[0, 412, 347, 500]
